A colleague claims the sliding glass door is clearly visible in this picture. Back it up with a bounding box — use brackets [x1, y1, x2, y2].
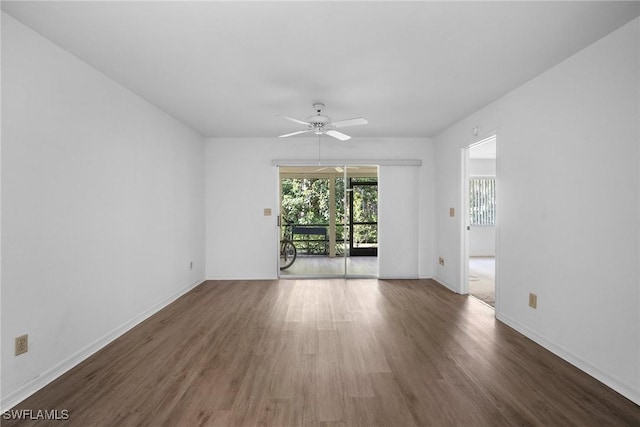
[349, 177, 378, 256]
[278, 165, 378, 278]
[344, 167, 378, 277]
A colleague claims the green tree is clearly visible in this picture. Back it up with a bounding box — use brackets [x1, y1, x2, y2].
[281, 177, 378, 254]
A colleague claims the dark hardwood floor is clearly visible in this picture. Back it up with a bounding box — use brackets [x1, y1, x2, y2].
[6, 279, 640, 426]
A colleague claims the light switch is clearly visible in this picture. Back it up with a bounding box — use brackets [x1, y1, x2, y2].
[263, 208, 272, 216]
[449, 207, 455, 217]
[529, 293, 537, 309]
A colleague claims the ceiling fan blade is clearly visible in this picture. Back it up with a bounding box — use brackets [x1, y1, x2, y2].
[279, 130, 312, 138]
[331, 117, 368, 128]
[315, 166, 345, 173]
[280, 115, 311, 126]
[325, 130, 351, 141]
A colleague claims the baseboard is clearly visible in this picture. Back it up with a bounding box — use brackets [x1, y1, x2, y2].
[205, 275, 278, 281]
[432, 276, 462, 294]
[496, 312, 640, 406]
[0, 278, 205, 412]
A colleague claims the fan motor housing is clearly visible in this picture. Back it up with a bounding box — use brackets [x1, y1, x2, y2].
[307, 115, 331, 126]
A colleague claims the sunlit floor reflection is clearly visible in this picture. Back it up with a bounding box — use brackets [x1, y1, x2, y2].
[280, 256, 378, 277]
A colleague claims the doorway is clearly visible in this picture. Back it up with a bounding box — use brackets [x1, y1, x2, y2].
[278, 165, 378, 278]
[464, 135, 497, 307]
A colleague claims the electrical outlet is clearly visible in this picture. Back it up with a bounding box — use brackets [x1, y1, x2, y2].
[529, 293, 537, 309]
[15, 334, 28, 356]
[189, 261, 193, 270]
[438, 257, 445, 266]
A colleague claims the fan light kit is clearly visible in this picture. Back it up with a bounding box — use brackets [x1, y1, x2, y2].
[279, 103, 368, 141]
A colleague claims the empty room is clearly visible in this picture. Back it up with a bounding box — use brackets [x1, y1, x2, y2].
[2, 1, 639, 425]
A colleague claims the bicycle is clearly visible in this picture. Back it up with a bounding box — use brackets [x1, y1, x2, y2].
[280, 223, 297, 270]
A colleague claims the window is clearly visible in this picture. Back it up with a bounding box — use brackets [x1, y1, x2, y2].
[469, 178, 495, 225]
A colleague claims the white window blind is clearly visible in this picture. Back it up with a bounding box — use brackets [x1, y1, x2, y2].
[469, 178, 495, 225]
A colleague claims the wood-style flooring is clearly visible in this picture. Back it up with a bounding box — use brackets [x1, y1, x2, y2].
[6, 279, 640, 426]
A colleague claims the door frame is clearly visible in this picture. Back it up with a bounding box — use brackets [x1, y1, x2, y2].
[461, 133, 499, 311]
[272, 158, 421, 279]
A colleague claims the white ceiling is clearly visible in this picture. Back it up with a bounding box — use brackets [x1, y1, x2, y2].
[3, 1, 639, 139]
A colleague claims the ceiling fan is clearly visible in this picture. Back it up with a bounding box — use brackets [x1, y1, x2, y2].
[279, 103, 368, 141]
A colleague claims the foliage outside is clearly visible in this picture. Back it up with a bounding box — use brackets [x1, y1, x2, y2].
[281, 177, 377, 255]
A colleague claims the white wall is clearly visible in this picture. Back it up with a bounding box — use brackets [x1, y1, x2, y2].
[469, 159, 496, 176]
[205, 137, 433, 280]
[434, 18, 640, 404]
[1, 14, 206, 408]
[469, 227, 495, 257]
